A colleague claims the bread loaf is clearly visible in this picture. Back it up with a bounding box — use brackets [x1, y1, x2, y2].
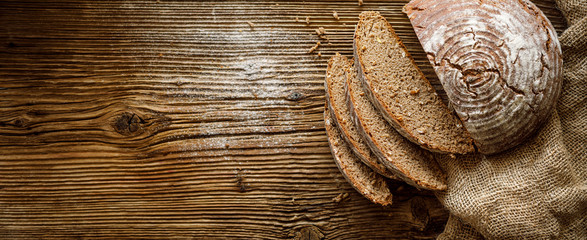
[404, 0, 563, 154]
[353, 11, 475, 154]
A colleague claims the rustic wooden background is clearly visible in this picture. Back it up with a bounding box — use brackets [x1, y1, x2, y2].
[0, 0, 565, 239]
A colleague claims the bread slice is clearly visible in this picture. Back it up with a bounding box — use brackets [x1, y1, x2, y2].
[325, 53, 397, 180]
[346, 59, 447, 191]
[324, 103, 393, 206]
[353, 11, 475, 154]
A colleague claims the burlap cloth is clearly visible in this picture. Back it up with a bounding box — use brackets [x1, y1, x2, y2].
[434, 0, 587, 239]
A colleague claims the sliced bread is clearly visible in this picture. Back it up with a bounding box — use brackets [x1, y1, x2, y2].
[345, 60, 447, 191]
[353, 11, 475, 154]
[325, 53, 397, 179]
[324, 103, 393, 206]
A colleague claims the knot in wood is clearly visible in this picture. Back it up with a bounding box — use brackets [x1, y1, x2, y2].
[13, 117, 28, 128]
[286, 91, 305, 101]
[410, 196, 430, 231]
[112, 112, 144, 136]
[293, 225, 324, 240]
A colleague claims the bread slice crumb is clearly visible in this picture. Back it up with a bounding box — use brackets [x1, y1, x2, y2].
[306, 16, 310, 25]
[358, 0, 364, 6]
[246, 21, 255, 28]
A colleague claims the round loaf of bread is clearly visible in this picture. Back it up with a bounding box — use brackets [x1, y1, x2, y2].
[404, 0, 563, 154]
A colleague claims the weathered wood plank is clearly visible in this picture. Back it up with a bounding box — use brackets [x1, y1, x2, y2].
[0, 0, 564, 239]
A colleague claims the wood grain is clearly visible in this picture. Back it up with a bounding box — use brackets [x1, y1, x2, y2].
[0, 0, 565, 239]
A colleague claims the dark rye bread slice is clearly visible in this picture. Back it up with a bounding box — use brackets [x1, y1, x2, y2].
[353, 11, 475, 154]
[324, 103, 393, 206]
[325, 53, 397, 180]
[345, 61, 447, 191]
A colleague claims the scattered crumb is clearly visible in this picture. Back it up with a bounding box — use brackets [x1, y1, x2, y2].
[306, 16, 310, 25]
[449, 154, 456, 159]
[158, 53, 163, 57]
[332, 192, 349, 203]
[332, 11, 340, 20]
[238, 29, 243, 32]
[343, 22, 346, 25]
[308, 41, 321, 53]
[327, 42, 332, 45]
[315, 27, 327, 40]
[295, 16, 299, 22]
[318, 52, 322, 57]
[225, 143, 230, 149]
[247, 21, 255, 28]
[358, 0, 364, 6]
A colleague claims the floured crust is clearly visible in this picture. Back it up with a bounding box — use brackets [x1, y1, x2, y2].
[353, 11, 475, 154]
[404, 0, 563, 154]
[324, 103, 394, 206]
[325, 53, 398, 179]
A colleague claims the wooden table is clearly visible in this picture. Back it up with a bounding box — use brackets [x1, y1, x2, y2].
[0, 0, 565, 239]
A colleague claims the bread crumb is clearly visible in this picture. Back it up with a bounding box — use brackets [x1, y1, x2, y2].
[343, 22, 346, 25]
[305, 16, 310, 25]
[308, 41, 321, 53]
[315, 27, 327, 40]
[315, 27, 325, 36]
[295, 16, 299, 22]
[332, 11, 340, 20]
[247, 21, 255, 28]
[332, 192, 349, 203]
[358, 0, 364, 6]
[449, 154, 456, 159]
[318, 52, 322, 57]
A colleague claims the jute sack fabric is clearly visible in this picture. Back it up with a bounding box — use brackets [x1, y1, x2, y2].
[435, 0, 587, 238]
